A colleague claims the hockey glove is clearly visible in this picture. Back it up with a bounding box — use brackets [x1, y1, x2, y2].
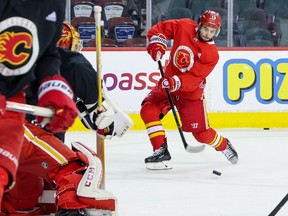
[147, 34, 168, 61]
[158, 75, 181, 92]
[97, 123, 116, 140]
[37, 75, 78, 133]
[95, 101, 115, 129]
[76, 99, 115, 130]
[0, 95, 6, 115]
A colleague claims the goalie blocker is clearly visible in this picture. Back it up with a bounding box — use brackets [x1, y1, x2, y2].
[77, 83, 133, 139]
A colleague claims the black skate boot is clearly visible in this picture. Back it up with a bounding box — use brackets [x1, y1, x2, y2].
[145, 144, 172, 170]
[56, 209, 87, 216]
[221, 139, 238, 164]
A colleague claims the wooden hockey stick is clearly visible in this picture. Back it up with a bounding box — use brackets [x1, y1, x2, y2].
[269, 193, 288, 216]
[94, 5, 105, 189]
[6, 101, 54, 117]
[157, 60, 205, 153]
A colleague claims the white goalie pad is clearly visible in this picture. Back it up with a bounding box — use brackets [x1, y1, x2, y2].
[71, 141, 103, 194]
[72, 142, 117, 198]
[102, 82, 133, 138]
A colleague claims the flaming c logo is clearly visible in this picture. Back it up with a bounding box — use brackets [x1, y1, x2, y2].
[0, 17, 39, 76]
[173, 45, 194, 72]
[175, 50, 190, 69]
[0, 32, 32, 65]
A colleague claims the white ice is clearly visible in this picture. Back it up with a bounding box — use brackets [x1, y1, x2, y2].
[65, 129, 288, 216]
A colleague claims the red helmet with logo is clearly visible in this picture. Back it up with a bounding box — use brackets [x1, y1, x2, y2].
[200, 10, 221, 29]
[57, 21, 83, 52]
[200, 10, 221, 36]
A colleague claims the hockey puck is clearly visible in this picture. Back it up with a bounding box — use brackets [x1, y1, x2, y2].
[212, 170, 221, 176]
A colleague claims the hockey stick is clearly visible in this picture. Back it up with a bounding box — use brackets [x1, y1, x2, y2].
[94, 5, 105, 189]
[157, 60, 205, 153]
[269, 193, 288, 216]
[6, 101, 54, 117]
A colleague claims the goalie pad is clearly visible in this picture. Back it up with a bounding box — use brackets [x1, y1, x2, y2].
[55, 142, 117, 214]
[77, 83, 133, 138]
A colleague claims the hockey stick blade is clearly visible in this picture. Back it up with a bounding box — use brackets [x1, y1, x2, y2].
[157, 60, 205, 153]
[185, 143, 205, 153]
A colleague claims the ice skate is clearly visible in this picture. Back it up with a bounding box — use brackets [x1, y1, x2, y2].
[145, 144, 172, 170]
[221, 139, 238, 164]
[56, 208, 87, 216]
[56, 208, 114, 216]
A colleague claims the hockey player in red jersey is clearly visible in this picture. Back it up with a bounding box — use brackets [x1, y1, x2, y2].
[0, 0, 78, 208]
[0, 21, 134, 215]
[141, 10, 238, 170]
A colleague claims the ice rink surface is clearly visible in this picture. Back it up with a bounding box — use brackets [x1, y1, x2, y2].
[65, 129, 288, 216]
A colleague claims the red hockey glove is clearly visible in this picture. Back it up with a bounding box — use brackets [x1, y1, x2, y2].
[158, 75, 181, 92]
[0, 95, 6, 115]
[37, 75, 78, 133]
[147, 34, 168, 61]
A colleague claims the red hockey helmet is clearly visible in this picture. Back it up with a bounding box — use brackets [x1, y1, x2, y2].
[57, 21, 83, 52]
[200, 10, 221, 36]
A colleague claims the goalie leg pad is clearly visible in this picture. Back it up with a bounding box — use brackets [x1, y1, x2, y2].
[54, 142, 117, 212]
[56, 173, 116, 211]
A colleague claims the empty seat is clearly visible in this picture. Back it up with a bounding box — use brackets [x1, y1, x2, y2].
[234, 0, 257, 14]
[72, 17, 96, 47]
[165, 8, 193, 20]
[108, 17, 137, 44]
[246, 39, 274, 47]
[237, 8, 268, 34]
[240, 28, 274, 46]
[123, 38, 147, 47]
[244, 28, 272, 41]
[191, 0, 206, 18]
[167, 0, 193, 10]
[191, 0, 221, 15]
[101, 0, 128, 21]
[263, 0, 288, 18]
[70, 0, 95, 20]
[214, 36, 227, 47]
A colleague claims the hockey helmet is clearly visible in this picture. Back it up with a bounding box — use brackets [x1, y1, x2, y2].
[57, 21, 83, 52]
[200, 10, 221, 37]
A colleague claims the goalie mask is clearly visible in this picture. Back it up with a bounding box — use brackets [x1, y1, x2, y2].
[199, 10, 221, 37]
[57, 21, 83, 52]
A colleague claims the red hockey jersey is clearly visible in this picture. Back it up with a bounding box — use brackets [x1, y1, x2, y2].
[147, 18, 219, 100]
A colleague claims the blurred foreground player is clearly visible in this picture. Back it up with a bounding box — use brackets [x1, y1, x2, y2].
[141, 10, 238, 170]
[1, 21, 133, 215]
[0, 0, 78, 208]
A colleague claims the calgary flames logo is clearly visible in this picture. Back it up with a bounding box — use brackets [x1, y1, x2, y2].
[175, 50, 190, 68]
[0, 17, 38, 76]
[0, 31, 32, 65]
[173, 45, 194, 72]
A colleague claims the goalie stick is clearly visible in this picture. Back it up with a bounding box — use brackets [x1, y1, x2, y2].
[157, 60, 205, 153]
[94, 5, 105, 189]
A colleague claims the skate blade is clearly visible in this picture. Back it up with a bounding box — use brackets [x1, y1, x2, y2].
[146, 161, 172, 170]
[85, 209, 115, 216]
